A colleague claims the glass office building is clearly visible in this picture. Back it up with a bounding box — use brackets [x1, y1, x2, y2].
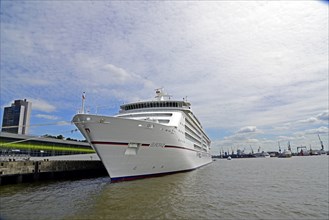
[2, 99, 32, 135]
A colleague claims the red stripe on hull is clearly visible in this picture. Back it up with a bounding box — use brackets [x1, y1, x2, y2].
[91, 141, 128, 146]
[90, 141, 210, 155]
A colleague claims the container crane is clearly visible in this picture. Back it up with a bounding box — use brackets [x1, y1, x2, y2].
[318, 134, 324, 151]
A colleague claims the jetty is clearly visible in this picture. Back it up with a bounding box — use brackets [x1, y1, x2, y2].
[0, 153, 108, 185]
[0, 158, 107, 185]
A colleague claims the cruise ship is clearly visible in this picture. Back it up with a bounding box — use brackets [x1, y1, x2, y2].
[72, 89, 212, 182]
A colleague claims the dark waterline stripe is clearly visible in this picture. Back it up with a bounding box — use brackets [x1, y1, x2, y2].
[110, 161, 212, 183]
[110, 169, 194, 182]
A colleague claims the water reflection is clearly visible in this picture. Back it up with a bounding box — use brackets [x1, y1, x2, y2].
[69, 171, 200, 219]
[1, 156, 328, 220]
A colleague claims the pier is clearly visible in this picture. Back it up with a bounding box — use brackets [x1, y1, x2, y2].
[0, 160, 107, 185]
[0, 132, 108, 185]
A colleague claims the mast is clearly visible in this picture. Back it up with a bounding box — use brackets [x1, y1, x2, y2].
[154, 88, 171, 101]
[81, 92, 86, 113]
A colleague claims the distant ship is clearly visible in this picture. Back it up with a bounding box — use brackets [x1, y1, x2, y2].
[278, 149, 292, 158]
[252, 147, 270, 158]
[277, 141, 292, 158]
[72, 88, 212, 182]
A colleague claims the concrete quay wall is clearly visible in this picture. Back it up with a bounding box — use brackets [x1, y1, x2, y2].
[0, 160, 108, 185]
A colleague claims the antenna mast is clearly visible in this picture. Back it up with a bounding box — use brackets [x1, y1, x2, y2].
[81, 92, 86, 113]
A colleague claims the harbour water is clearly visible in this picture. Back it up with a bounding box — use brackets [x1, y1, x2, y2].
[1, 156, 328, 220]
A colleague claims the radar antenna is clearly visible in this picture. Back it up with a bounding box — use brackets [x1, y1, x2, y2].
[154, 88, 172, 101]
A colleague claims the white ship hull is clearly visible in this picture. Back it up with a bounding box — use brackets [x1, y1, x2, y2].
[73, 114, 212, 182]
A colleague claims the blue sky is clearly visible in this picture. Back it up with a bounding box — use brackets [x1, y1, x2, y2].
[1, 1, 328, 153]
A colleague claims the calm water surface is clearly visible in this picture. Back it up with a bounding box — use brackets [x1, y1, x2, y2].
[1, 156, 328, 220]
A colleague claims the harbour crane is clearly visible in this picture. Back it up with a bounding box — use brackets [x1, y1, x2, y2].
[297, 146, 307, 155]
[250, 145, 254, 154]
[318, 134, 324, 151]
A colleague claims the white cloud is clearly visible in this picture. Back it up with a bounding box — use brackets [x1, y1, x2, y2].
[316, 111, 329, 122]
[299, 117, 318, 124]
[302, 126, 328, 135]
[70, 53, 153, 90]
[28, 98, 56, 113]
[56, 121, 71, 126]
[102, 64, 131, 81]
[18, 76, 51, 86]
[277, 136, 295, 142]
[237, 126, 258, 134]
[35, 114, 59, 120]
[297, 110, 328, 125]
[0, 1, 328, 149]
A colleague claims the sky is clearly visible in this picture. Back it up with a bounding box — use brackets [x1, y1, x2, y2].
[0, 1, 328, 154]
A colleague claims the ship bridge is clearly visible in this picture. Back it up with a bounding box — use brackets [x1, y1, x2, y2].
[119, 88, 191, 113]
